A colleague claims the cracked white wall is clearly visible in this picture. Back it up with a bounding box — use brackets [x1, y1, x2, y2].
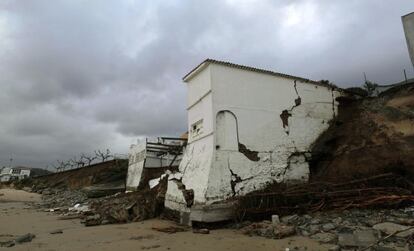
[165, 66, 214, 211]
[165, 62, 342, 214]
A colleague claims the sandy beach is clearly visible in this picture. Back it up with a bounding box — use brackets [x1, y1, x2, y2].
[0, 188, 334, 251]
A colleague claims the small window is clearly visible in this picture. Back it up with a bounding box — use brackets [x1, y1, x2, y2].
[190, 119, 204, 139]
[12, 169, 20, 174]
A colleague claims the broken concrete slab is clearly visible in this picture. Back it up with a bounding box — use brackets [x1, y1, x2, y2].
[273, 224, 296, 239]
[338, 230, 377, 248]
[310, 232, 337, 243]
[84, 214, 102, 227]
[82, 182, 125, 198]
[373, 222, 414, 238]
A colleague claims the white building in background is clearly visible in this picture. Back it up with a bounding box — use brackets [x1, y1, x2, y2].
[0, 167, 31, 182]
[164, 59, 344, 224]
[403, 12, 414, 67]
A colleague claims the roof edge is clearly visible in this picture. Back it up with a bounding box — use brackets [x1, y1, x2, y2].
[402, 12, 414, 18]
[182, 60, 210, 82]
[182, 59, 338, 90]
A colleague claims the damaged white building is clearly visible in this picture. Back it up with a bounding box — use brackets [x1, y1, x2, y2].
[126, 137, 187, 191]
[164, 59, 344, 224]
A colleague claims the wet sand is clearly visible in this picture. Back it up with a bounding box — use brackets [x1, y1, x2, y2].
[0, 189, 332, 251]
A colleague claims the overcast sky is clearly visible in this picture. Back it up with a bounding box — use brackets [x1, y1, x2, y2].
[1, 1, 413, 168]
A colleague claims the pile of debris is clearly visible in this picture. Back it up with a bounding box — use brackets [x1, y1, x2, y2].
[83, 176, 167, 226]
[239, 206, 414, 250]
[29, 177, 166, 227]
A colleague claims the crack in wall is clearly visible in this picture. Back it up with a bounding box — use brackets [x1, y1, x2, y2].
[167, 147, 195, 207]
[227, 159, 254, 196]
[180, 147, 194, 176]
[171, 179, 194, 207]
[279, 80, 302, 135]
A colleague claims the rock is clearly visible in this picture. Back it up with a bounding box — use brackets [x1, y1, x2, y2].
[42, 189, 52, 195]
[273, 224, 296, 239]
[310, 232, 337, 243]
[22, 187, 32, 193]
[338, 230, 377, 248]
[193, 228, 209, 234]
[310, 218, 321, 225]
[309, 224, 321, 235]
[259, 226, 274, 238]
[281, 215, 299, 224]
[108, 208, 128, 223]
[303, 214, 312, 220]
[272, 215, 280, 225]
[328, 245, 340, 251]
[322, 223, 336, 232]
[50, 229, 63, 234]
[389, 217, 414, 226]
[332, 217, 343, 225]
[14, 233, 35, 244]
[373, 247, 398, 251]
[240, 222, 272, 237]
[373, 222, 414, 238]
[363, 217, 383, 227]
[300, 229, 310, 236]
[84, 214, 102, 226]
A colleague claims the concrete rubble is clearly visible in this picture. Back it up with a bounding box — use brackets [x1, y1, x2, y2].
[238, 207, 414, 250]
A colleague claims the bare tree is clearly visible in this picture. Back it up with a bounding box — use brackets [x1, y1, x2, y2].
[51, 163, 60, 172]
[81, 153, 96, 166]
[94, 149, 113, 162]
[76, 157, 86, 168]
[69, 156, 85, 169]
[56, 160, 70, 172]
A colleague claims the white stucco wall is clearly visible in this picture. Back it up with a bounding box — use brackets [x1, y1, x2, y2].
[165, 61, 342, 215]
[204, 64, 339, 203]
[166, 65, 215, 208]
[126, 141, 146, 191]
[403, 12, 414, 67]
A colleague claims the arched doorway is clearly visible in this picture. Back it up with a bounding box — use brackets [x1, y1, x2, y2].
[216, 110, 238, 151]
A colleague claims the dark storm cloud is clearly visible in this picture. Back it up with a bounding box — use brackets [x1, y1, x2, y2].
[0, 0, 413, 167]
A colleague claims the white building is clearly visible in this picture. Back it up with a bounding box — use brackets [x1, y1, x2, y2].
[164, 59, 344, 224]
[403, 12, 414, 67]
[126, 137, 186, 191]
[0, 167, 31, 182]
